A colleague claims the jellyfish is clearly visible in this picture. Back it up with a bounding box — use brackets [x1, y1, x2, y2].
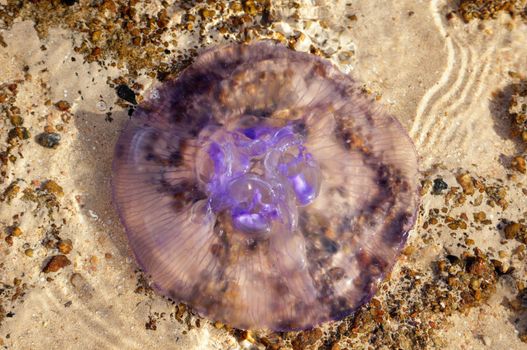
[112, 41, 419, 331]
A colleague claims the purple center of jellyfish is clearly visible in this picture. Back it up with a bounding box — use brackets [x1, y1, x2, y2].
[197, 124, 321, 235]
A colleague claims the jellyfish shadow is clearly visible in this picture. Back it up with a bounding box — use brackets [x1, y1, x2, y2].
[506, 292, 527, 343]
[488, 82, 526, 168]
[72, 109, 132, 259]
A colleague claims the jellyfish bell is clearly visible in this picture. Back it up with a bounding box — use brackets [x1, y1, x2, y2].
[112, 41, 419, 331]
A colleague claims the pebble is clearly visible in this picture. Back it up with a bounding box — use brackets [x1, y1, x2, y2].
[432, 178, 448, 194]
[116, 84, 137, 105]
[43, 255, 71, 273]
[10, 226, 22, 237]
[511, 155, 526, 174]
[504, 222, 522, 239]
[42, 180, 64, 196]
[456, 173, 475, 195]
[291, 328, 323, 350]
[55, 100, 71, 111]
[37, 132, 61, 148]
[57, 239, 73, 254]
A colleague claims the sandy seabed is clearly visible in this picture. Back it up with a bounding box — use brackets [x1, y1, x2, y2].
[1, 0, 527, 349]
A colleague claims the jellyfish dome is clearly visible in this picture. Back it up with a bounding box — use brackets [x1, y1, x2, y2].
[112, 41, 419, 331]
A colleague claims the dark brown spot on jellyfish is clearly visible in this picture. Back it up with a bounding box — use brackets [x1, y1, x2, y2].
[112, 41, 419, 331]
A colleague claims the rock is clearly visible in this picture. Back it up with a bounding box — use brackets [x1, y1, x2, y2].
[43, 255, 71, 273]
[511, 155, 526, 174]
[42, 180, 64, 196]
[57, 239, 73, 254]
[55, 100, 71, 111]
[432, 178, 448, 194]
[37, 132, 61, 148]
[291, 328, 323, 350]
[116, 84, 137, 105]
[456, 173, 475, 195]
[504, 222, 522, 239]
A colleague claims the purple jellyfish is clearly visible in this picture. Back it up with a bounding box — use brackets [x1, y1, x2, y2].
[112, 41, 419, 331]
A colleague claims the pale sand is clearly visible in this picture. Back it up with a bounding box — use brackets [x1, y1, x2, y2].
[1, 0, 527, 349]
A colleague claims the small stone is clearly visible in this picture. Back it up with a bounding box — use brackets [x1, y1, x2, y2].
[402, 245, 416, 256]
[473, 211, 486, 222]
[448, 222, 459, 230]
[491, 259, 507, 274]
[456, 173, 475, 195]
[9, 226, 22, 237]
[57, 239, 73, 254]
[330, 342, 341, 350]
[24, 248, 34, 257]
[42, 180, 64, 196]
[200, 9, 215, 19]
[116, 84, 137, 105]
[55, 100, 71, 111]
[291, 328, 323, 350]
[43, 255, 71, 273]
[8, 127, 30, 142]
[432, 178, 448, 194]
[37, 132, 61, 148]
[2, 183, 20, 202]
[9, 115, 23, 126]
[504, 222, 522, 239]
[91, 30, 102, 42]
[145, 316, 157, 330]
[437, 260, 447, 272]
[513, 245, 526, 256]
[511, 155, 526, 174]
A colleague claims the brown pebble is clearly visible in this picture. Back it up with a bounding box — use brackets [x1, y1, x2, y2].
[504, 222, 522, 239]
[55, 100, 71, 111]
[8, 127, 30, 142]
[24, 248, 34, 257]
[10, 226, 22, 237]
[402, 245, 416, 256]
[42, 180, 64, 196]
[57, 239, 73, 254]
[291, 328, 323, 350]
[511, 156, 526, 174]
[200, 8, 215, 19]
[9, 115, 23, 126]
[43, 255, 71, 273]
[473, 211, 486, 222]
[0, 182, 20, 203]
[331, 342, 341, 350]
[456, 173, 475, 195]
[465, 238, 475, 246]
